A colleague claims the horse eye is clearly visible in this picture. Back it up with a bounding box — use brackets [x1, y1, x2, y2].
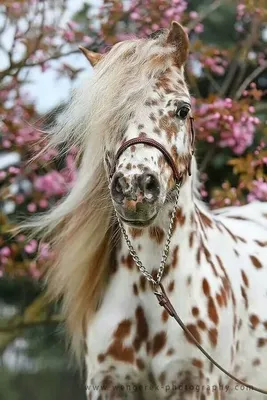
[176, 106, 190, 120]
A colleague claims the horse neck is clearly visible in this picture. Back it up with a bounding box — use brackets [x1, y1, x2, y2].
[120, 165, 200, 274]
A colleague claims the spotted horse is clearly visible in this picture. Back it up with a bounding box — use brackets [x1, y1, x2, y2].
[35, 21, 267, 400]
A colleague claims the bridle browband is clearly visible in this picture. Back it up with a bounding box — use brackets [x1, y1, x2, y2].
[109, 116, 267, 396]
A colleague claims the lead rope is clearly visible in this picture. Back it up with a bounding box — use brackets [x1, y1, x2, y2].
[115, 181, 181, 285]
[115, 184, 267, 396]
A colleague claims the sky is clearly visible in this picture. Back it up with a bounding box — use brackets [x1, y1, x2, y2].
[28, 0, 96, 113]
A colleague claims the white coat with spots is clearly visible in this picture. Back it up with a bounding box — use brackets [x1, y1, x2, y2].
[37, 22, 267, 400]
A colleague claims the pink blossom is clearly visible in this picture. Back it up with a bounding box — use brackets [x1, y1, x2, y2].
[34, 170, 71, 197]
[247, 180, 267, 202]
[194, 24, 204, 33]
[189, 11, 198, 19]
[63, 30, 75, 42]
[0, 171, 7, 180]
[39, 199, 48, 208]
[39, 243, 51, 259]
[3, 140, 11, 148]
[1, 247, 11, 257]
[83, 36, 94, 45]
[27, 203, 37, 212]
[16, 195, 25, 204]
[17, 235, 25, 242]
[8, 166, 20, 174]
[24, 240, 38, 254]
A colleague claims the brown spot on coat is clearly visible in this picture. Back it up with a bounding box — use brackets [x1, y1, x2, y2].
[149, 226, 165, 244]
[133, 306, 148, 351]
[158, 115, 178, 142]
[172, 246, 179, 268]
[221, 286, 228, 307]
[192, 307, 199, 317]
[113, 320, 132, 340]
[208, 297, 219, 325]
[197, 320, 206, 330]
[196, 246, 201, 264]
[149, 113, 156, 122]
[241, 286, 248, 309]
[98, 353, 105, 363]
[168, 281, 175, 292]
[250, 255, 262, 269]
[254, 240, 267, 247]
[175, 208, 186, 227]
[250, 314, 260, 329]
[121, 254, 134, 269]
[257, 338, 267, 347]
[192, 358, 203, 369]
[184, 324, 202, 344]
[107, 341, 134, 363]
[241, 270, 249, 287]
[159, 371, 166, 385]
[139, 275, 147, 291]
[133, 283, 138, 296]
[189, 231, 195, 248]
[202, 278, 210, 297]
[136, 358, 145, 370]
[208, 328, 218, 347]
[216, 293, 223, 307]
[198, 209, 213, 228]
[162, 310, 169, 322]
[167, 348, 174, 356]
[129, 228, 143, 238]
[152, 332, 167, 355]
[252, 358, 261, 366]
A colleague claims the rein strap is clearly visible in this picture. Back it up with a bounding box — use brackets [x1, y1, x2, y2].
[154, 283, 267, 395]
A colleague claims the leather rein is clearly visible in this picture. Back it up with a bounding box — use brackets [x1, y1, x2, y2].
[109, 116, 267, 395]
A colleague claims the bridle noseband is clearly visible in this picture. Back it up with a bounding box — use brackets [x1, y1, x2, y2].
[108, 116, 267, 396]
[109, 116, 195, 183]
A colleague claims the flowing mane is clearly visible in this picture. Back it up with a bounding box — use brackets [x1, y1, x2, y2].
[29, 32, 184, 363]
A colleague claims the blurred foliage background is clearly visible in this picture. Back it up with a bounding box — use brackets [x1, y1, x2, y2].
[0, 0, 266, 399]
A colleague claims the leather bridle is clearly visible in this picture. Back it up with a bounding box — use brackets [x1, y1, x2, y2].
[109, 116, 195, 182]
[109, 116, 267, 396]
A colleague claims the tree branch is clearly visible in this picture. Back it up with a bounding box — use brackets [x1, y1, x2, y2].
[0, 314, 63, 333]
[219, 59, 239, 97]
[200, 146, 217, 172]
[0, 293, 54, 354]
[235, 61, 267, 99]
[205, 70, 221, 92]
[0, 49, 80, 81]
[187, 0, 226, 31]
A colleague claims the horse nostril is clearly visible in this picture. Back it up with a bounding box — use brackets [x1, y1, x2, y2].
[142, 173, 160, 202]
[111, 173, 125, 204]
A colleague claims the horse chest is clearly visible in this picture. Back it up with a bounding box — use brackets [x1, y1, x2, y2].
[86, 245, 234, 384]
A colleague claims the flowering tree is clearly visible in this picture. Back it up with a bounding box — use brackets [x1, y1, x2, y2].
[0, 0, 266, 350]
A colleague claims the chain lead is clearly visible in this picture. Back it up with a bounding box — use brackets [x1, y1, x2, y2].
[114, 182, 181, 287]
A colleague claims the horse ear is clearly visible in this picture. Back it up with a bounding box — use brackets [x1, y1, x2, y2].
[79, 46, 103, 67]
[166, 21, 189, 67]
